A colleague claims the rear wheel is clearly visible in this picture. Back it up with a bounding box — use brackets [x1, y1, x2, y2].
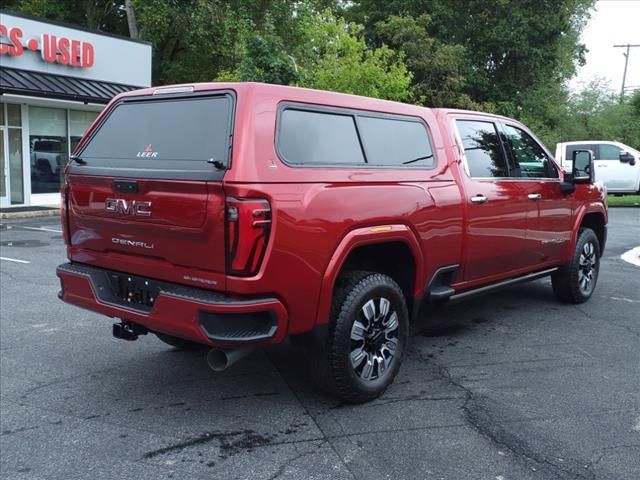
[311, 271, 409, 403]
[552, 228, 600, 303]
[155, 332, 207, 350]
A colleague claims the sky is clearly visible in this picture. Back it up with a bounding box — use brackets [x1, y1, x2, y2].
[570, 0, 640, 94]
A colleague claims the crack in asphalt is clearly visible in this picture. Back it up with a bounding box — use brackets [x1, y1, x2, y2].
[1, 424, 42, 436]
[336, 393, 463, 409]
[141, 429, 275, 459]
[264, 351, 359, 480]
[586, 443, 640, 472]
[573, 304, 640, 340]
[433, 360, 597, 480]
[265, 445, 326, 480]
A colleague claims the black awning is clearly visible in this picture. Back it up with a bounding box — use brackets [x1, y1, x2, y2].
[0, 67, 142, 104]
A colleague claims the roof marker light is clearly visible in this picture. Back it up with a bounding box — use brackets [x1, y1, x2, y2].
[152, 86, 194, 95]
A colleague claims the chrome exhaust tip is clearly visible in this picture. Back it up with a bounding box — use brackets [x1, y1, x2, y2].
[206, 347, 255, 372]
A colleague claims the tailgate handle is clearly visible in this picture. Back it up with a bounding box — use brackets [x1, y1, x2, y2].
[114, 180, 139, 194]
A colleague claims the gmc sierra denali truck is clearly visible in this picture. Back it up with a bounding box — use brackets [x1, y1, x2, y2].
[57, 82, 607, 403]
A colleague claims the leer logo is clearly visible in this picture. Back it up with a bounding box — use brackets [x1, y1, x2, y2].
[137, 144, 158, 158]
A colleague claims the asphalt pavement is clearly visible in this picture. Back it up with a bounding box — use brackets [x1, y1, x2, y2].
[1, 208, 639, 480]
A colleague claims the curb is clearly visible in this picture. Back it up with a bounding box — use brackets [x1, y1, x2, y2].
[0, 209, 61, 219]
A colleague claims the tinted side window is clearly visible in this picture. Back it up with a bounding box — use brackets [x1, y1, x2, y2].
[566, 144, 595, 162]
[598, 144, 621, 161]
[503, 125, 558, 178]
[358, 116, 434, 167]
[456, 120, 508, 178]
[278, 109, 365, 165]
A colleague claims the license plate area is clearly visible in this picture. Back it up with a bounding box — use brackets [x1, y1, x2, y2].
[106, 272, 161, 312]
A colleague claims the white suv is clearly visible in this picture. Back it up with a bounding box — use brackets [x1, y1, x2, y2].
[555, 141, 640, 194]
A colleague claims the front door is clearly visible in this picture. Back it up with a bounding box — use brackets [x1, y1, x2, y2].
[501, 123, 572, 265]
[454, 118, 529, 283]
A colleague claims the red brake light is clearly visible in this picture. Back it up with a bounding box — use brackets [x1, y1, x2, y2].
[225, 197, 271, 276]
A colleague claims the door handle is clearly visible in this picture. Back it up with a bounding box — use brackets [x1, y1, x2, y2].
[471, 194, 488, 204]
[528, 193, 542, 200]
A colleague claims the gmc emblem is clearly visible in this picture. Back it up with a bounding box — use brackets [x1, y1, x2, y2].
[105, 198, 152, 217]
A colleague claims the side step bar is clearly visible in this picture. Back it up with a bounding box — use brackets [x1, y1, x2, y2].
[449, 267, 558, 302]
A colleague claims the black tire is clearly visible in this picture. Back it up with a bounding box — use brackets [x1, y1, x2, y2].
[551, 228, 601, 304]
[155, 332, 207, 350]
[310, 271, 409, 403]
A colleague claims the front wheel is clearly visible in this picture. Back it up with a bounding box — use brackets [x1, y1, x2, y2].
[552, 228, 601, 303]
[311, 271, 409, 403]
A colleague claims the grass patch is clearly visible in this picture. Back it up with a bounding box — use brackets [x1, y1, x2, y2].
[608, 194, 640, 207]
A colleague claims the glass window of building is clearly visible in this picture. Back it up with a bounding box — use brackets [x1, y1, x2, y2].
[29, 106, 68, 194]
[0, 116, 5, 201]
[69, 110, 98, 153]
[8, 126, 24, 204]
[1, 103, 25, 204]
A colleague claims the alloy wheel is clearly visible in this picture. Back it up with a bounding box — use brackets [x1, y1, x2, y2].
[578, 241, 598, 295]
[349, 297, 400, 382]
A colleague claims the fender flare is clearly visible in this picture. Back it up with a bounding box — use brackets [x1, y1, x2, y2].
[314, 224, 425, 326]
[565, 202, 608, 261]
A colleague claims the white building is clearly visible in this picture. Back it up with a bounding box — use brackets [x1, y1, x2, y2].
[0, 10, 151, 209]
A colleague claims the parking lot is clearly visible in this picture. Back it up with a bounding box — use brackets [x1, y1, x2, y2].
[1, 208, 638, 480]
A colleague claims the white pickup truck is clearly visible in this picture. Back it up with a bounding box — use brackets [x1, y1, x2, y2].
[555, 141, 640, 194]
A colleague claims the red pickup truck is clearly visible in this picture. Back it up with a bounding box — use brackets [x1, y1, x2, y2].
[57, 83, 607, 403]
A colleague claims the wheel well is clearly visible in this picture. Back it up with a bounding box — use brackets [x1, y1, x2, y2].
[580, 212, 606, 250]
[338, 242, 416, 317]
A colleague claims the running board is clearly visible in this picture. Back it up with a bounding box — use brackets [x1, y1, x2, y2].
[449, 267, 558, 302]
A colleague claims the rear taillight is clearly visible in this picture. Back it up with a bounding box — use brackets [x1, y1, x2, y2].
[225, 197, 272, 276]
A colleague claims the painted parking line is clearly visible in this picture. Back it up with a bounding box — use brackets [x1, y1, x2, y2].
[0, 256, 31, 264]
[621, 246, 640, 267]
[20, 226, 63, 233]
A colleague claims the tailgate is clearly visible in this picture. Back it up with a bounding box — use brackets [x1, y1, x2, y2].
[65, 91, 234, 284]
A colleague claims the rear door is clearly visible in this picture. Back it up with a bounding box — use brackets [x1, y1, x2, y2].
[66, 92, 234, 286]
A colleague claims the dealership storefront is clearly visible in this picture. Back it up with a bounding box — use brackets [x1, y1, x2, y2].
[0, 11, 151, 208]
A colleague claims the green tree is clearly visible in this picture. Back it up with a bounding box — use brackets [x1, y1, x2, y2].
[374, 14, 478, 108]
[4, 0, 128, 33]
[555, 81, 640, 149]
[346, 0, 594, 118]
[222, 10, 412, 101]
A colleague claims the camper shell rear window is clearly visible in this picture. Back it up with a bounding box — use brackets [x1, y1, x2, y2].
[71, 92, 235, 181]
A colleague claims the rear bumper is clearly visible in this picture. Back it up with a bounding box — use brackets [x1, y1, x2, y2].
[56, 262, 288, 347]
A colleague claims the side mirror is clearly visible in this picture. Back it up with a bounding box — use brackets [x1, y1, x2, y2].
[619, 150, 636, 165]
[572, 149, 594, 184]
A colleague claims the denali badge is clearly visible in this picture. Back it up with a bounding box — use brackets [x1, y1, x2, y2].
[112, 238, 154, 249]
[105, 198, 152, 217]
